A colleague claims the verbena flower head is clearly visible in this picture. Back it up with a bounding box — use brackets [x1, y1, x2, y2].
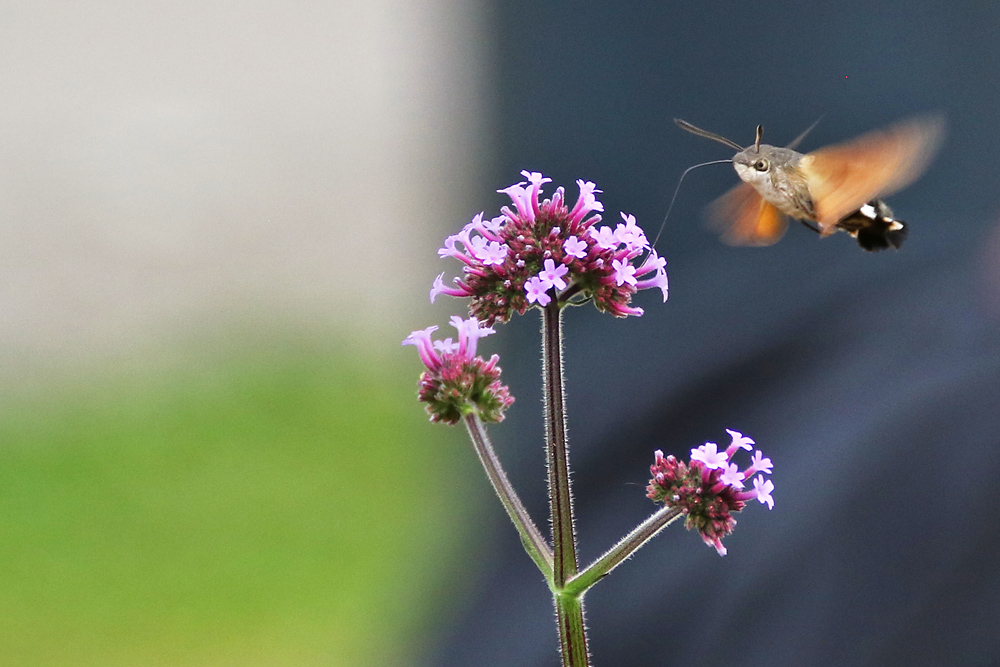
[646, 429, 773, 556]
[402, 316, 514, 425]
[431, 171, 668, 325]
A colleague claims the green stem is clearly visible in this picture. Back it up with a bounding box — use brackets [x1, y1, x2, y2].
[555, 592, 590, 667]
[542, 302, 578, 587]
[565, 505, 683, 596]
[464, 414, 553, 577]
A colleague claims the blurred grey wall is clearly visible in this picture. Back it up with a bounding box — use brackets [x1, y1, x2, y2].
[0, 0, 491, 373]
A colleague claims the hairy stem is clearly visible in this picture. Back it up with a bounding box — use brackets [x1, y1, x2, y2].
[464, 413, 553, 577]
[542, 302, 589, 667]
[555, 592, 590, 667]
[566, 506, 683, 596]
[542, 302, 578, 586]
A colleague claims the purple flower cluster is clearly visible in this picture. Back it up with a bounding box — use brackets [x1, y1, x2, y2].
[402, 316, 514, 425]
[646, 430, 774, 556]
[431, 171, 668, 325]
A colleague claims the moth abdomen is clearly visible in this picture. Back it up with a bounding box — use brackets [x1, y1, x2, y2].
[836, 200, 908, 252]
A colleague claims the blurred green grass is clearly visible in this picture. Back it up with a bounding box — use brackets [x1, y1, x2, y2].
[0, 334, 474, 666]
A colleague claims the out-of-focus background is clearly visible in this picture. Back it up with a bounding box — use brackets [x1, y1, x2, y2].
[3, 0, 1000, 665]
[0, 1, 490, 665]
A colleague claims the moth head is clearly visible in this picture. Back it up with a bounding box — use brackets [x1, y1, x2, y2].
[732, 144, 779, 187]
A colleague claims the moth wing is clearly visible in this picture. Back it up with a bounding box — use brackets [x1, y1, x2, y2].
[706, 182, 788, 246]
[785, 115, 824, 151]
[799, 116, 944, 229]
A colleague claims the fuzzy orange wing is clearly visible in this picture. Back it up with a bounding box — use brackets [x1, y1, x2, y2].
[706, 182, 788, 246]
[799, 116, 944, 230]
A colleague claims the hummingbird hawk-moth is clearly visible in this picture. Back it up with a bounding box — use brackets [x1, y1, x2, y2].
[675, 116, 944, 251]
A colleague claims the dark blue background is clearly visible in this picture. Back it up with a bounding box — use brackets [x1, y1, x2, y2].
[425, 1, 1000, 665]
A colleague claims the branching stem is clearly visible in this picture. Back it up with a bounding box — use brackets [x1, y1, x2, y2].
[464, 414, 553, 577]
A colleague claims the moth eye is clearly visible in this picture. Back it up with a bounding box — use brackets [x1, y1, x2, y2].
[754, 158, 770, 172]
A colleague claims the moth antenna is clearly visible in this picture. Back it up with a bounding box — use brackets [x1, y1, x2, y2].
[651, 159, 733, 248]
[754, 125, 763, 152]
[674, 118, 743, 151]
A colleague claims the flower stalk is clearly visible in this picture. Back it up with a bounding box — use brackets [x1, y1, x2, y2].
[464, 413, 553, 576]
[566, 506, 683, 596]
[541, 301, 590, 665]
[542, 302, 579, 588]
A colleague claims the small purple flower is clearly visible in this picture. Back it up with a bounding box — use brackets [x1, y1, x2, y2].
[589, 225, 618, 250]
[468, 234, 489, 259]
[430, 273, 474, 303]
[524, 276, 552, 306]
[563, 235, 588, 259]
[753, 476, 775, 510]
[614, 213, 648, 251]
[725, 429, 755, 455]
[403, 316, 514, 425]
[537, 258, 569, 291]
[448, 314, 495, 358]
[481, 215, 506, 235]
[498, 182, 532, 222]
[720, 463, 745, 489]
[480, 241, 510, 266]
[522, 171, 553, 218]
[568, 179, 604, 222]
[433, 337, 459, 354]
[647, 429, 774, 556]
[437, 235, 461, 259]
[402, 325, 441, 371]
[429, 171, 669, 324]
[747, 450, 773, 476]
[612, 258, 637, 287]
[634, 251, 668, 302]
[691, 442, 727, 470]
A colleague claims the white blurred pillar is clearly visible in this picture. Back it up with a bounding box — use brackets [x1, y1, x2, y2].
[0, 0, 491, 368]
